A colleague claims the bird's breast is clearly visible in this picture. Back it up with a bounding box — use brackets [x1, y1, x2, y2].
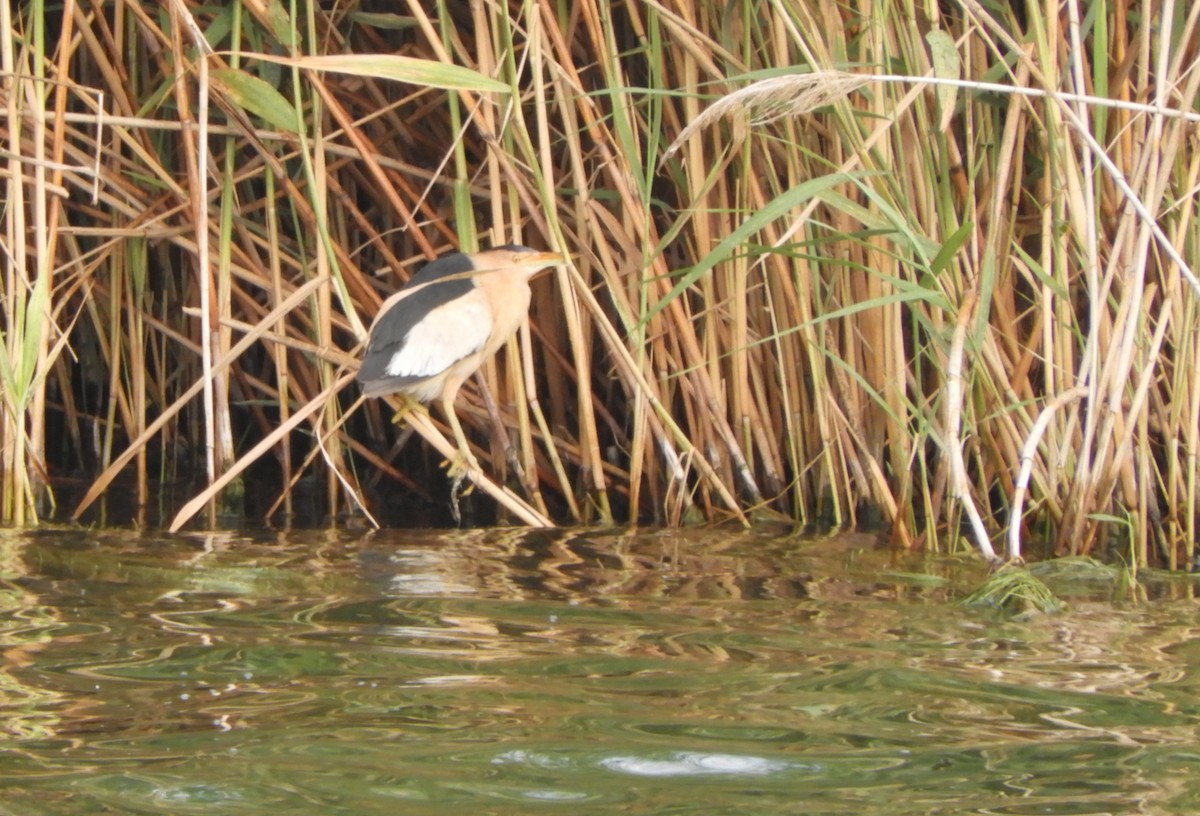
[474, 277, 533, 353]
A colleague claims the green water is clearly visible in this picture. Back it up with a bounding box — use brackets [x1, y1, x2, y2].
[1, 526, 1198, 814]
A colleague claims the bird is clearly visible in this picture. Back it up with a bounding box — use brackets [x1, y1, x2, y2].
[357, 244, 568, 475]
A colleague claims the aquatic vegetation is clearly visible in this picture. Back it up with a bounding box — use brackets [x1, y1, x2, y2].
[0, 2, 1196, 569]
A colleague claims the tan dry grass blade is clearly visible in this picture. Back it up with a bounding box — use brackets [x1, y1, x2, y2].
[243, 53, 511, 94]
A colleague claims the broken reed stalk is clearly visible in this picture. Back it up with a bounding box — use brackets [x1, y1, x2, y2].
[1, 0, 1197, 567]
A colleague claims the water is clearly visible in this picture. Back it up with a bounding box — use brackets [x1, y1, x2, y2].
[2, 526, 1199, 814]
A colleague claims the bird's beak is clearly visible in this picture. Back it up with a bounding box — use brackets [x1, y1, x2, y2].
[522, 251, 572, 274]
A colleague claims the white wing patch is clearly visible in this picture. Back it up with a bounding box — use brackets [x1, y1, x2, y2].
[385, 293, 493, 378]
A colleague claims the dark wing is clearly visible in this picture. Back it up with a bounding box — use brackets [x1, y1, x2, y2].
[357, 254, 486, 395]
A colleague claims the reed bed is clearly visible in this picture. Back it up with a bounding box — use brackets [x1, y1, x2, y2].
[1, 0, 1197, 566]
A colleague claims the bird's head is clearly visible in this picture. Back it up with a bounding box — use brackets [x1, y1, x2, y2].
[475, 245, 570, 281]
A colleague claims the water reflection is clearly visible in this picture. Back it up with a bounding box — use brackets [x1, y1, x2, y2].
[1, 526, 1200, 814]
[596, 751, 796, 776]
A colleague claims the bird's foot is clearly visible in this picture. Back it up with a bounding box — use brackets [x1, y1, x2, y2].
[442, 448, 481, 480]
[444, 451, 479, 525]
[389, 396, 426, 426]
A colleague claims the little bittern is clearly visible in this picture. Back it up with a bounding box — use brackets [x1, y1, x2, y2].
[357, 245, 566, 473]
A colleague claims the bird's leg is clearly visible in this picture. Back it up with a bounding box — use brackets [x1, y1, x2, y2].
[442, 397, 481, 524]
[442, 397, 481, 475]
